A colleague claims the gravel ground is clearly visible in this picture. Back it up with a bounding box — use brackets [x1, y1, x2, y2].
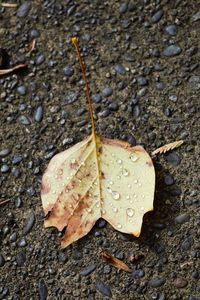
[0, 1, 200, 299]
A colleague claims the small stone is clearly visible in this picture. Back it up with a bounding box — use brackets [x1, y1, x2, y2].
[152, 10, 164, 23]
[149, 277, 166, 288]
[165, 152, 181, 166]
[38, 279, 48, 300]
[36, 54, 45, 65]
[164, 107, 172, 117]
[165, 25, 177, 36]
[34, 106, 43, 122]
[64, 91, 79, 104]
[175, 214, 190, 224]
[164, 174, 175, 185]
[188, 76, 200, 90]
[10, 232, 17, 242]
[108, 102, 119, 111]
[19, 115, 31, 125]
[12, 155, 23, 165]
[163, 45, 182, 57]
[169, 95, 178, 102]
[16, 252, 26, 266]
[119, 3, 128, 13]
[115, 65, 126, 75]
[192, 271, 199, 279]
[192, 11, 200, 22]
[58, 252, 68, 263]
[17, 1, 31, 17]
[137, 87, 147, 97]
[102, 87, 113, 97]
[156, 82, 166, 90]
[18, 238, 27, 247]
[92, 94, 102, 103]
[96, 219, 107, 228]
[137, 77, 148, 86]
[1, 164, 10, 173]
[100, 109, 110, 118]
[80, 264, 96, 276]
[96, 281, 112, 298]
[127, 135, 136, 146]
[63, 66, 74, 77]
[132, 269, 145, 278]
[103, 265, 111, 274]
[17, 86, 27, 96]
[0, 254, 5, 267]
[29, 29, 40, 39]
[173, 277, 188, 288]
[0, 149, 10, 157]
[23, 211, 35, 235]
[181, 237, 193, 251]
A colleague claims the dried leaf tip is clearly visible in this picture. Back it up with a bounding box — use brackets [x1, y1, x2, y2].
[152, 140, 184, 156]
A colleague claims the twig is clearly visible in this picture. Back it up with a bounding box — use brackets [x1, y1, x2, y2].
[29, 39, 36, 54]
[0, 62, 27, 76]
[1, 3, 18, 8]
[0, 199, 11, 206]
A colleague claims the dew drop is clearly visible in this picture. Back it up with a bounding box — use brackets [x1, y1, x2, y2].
[122, 169, 129, 176]
[96, 203, 100, 208]
[69, 204, 72, 208]
[66, 176, 69, 180]
[107, 187, 112, 193]
[112, 191, 120, 200]
[62, 183, 65, 187]
[89, 193, 92, 197]
[102, 209, 106, 215]
[113, 207, 118, 213]
[87, 208, 92, 213]
[129, 220, 133, 223]
[134, 179, 138, 184]
[55, 175, 58, 179]
[65, 187, 69, 193]
[141, 207, 144, 211]
[126, 208, 135, 217]
[94, 181, 97, 186]
[130, 200, 133, 204]
[117, 223, 122, 229]
[53, 191, 56, 194]
[71, 158, 76, 164]
[126, 195, 130, 200]
[130, 153, 138, 162]
[138, 183, 142, 187]
[117, 159, 123, 164]
[109, 180, 113, 185]
[128, 184, 132, 188]
[81, 162, 85, 166]
[111, 153, 115, 157]
[117, 175, 121, 179]
[59, 169, 63, 175]
[142, 195, 145, 198]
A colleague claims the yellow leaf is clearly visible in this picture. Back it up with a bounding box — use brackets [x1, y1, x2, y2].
[41, 37, 155, 248]
[41, 133, 155, 248]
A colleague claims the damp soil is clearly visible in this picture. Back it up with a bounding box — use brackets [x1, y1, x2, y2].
[0, 1, 199, 300]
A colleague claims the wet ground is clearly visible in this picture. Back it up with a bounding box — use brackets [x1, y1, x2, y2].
[0, 1, 200, 299]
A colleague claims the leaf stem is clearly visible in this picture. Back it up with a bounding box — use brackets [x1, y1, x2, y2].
[71, 37, 96, 135]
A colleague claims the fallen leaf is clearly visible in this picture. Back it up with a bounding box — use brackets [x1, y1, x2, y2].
[101, 251, 131, 272]
[152, 140, 184, 156]
[0, 62, 27, 76]
[1, 3, 18, 8]
[41, 38, 155, 248]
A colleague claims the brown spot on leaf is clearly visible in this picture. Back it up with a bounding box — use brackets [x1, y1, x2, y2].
[146, 160, 153, 167]
[41, 178, 51, 195]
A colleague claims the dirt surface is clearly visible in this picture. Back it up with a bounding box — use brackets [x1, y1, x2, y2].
[0, 1, 199, 299]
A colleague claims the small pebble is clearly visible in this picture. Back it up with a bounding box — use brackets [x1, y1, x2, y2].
[175, 214, 190, 224]
[137, 77, 148, 86]
[96, 281, 112, 298]
[29, 29, 40, 39]
[23, 211, 35, 235]
[165, 25, 177, 36]
[17, 86, 27, 96]
[38, 279, 48, 300]
[149, 277, 166, 288]
[17, 1, 31, 18]
[164, 174, 175, 185]
[1, 164, 10, 173]
[173, 277, 188, 288]
[96, 219, 107, 228]
[19, 116, 31, 125]
[119, 2, 128, 14]
[102, 87, 113, 97]
[36, 54, 45, 65]
[92, 94, 102, 103]
[0, 149, 10, 158]
[80, 264, 96, 276]
[34, 106, 43, 122]
[132, 269, 145, 278]
[115, 65, 126, 75]
[18, 238, 27, 247]
[163, 45, 182, 57]
[152, 10, 164, 23]
[0, 254, 5, 267]
[16, 252, 26, 266]
[165, 152, 181, 166]
[63, 66, 74, 77]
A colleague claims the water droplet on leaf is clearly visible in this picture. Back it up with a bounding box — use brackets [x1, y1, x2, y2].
[112, 191, 120, 200]
[126, 208, 135, 217]
[130, 153, 138, 162]
[122, 169, 129, 176]
[117, 223, 122, 229]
